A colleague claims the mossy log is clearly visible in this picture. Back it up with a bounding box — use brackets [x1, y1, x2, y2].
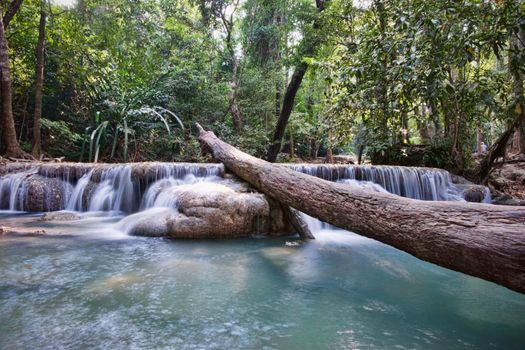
[197, 123, 525, 294]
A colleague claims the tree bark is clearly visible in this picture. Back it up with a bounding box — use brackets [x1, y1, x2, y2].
[282, 205, 314, 240]
[266, 62, 309, 162]
[510, 27, 525, 155]
[221, 2, 243, 134]
[0, 7, 29, 158]
[31, 9, 46, 158]
[197, 123, 525, 294]
[266, 0, 325, 162]
[2, 0, 23, 29]
[476, 122, 483, 154]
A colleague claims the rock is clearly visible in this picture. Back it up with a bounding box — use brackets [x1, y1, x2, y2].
[0, 225, 47, 236]
[489, 161, 525, 205]
[118, 208, 176, 237]
[0, 226, 12, 235]
[492, 194, 525, 206]
[450, 174, 473, 185]
[461, 186, 488, 203]
[22, 175, 73, 212]
[332, 154, 357, 164]
[120, 182, 290, 238]
[41, 211, 82, 221]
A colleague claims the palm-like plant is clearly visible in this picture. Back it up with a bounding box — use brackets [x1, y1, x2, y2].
[79, 70, 185, 162]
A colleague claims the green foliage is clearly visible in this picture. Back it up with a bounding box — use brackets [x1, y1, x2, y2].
[422, 138, 457, 170]
[4, 0, 525, 169]
[40, 118, 82, 158]
[322, 0, 524, 170]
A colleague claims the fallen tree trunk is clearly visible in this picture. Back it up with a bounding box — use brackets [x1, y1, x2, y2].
[196, 124, 525, 294]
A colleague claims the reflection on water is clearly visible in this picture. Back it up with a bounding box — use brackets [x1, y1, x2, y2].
[1, 213, 524, 349]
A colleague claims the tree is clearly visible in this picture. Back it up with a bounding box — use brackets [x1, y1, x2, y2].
[31, 6, 46, 158]
[0, 2, 30, 158]
[266, 0, 325, 162]
[220, 0, 243, 133]
[198, 123, 525, 294]
[509, 26, 525, 155]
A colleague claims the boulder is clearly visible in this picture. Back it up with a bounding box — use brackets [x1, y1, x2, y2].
[461, 185, 489, 203]
[489, 161, 525, 205]
[21, 175, 72, 211]
[120, 181, 290, 238]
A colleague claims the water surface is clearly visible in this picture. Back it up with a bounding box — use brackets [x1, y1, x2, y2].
[0, 213, 524, 349]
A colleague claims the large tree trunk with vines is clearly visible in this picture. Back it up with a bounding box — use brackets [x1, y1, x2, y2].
[31, 9, 46, 158]
[197, 124, 525, 294]
[0, 7, 29, 158]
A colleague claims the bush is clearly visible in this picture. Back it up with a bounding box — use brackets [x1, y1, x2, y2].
[41, 118, 82, 158]
[367, 138, 457, 170]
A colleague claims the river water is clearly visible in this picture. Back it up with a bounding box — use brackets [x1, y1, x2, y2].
[0, 211, 524, 349]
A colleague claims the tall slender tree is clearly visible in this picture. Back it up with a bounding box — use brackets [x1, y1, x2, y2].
[220, 0, 243, 133]
[31, 6, 47, 158]
[509, 27, 525, 155]
[266, 0, 325, 162]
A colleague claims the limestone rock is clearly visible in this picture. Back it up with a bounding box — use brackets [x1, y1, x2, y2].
[461, 185, 489, 203]
[22, 175, 72, 211]
[41, 211, 82, 221]
[120, 182, 289, 238]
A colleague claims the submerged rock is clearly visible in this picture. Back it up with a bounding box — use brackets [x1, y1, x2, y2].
[41, 211, 82, 221]
[0, 225, 47, 236]
[461, 185, 489, 203]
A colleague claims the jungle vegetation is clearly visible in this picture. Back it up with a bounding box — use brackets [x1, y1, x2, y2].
[0, 0, 524, 179]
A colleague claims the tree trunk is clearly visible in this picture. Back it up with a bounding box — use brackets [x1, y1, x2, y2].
[2, 0, 24, 29]
[197, 124, 525, 294]
[509, 27, 525, 155]
[221, 5, 243, 134]
[282, 205, 314, 240]
[357, 145, 364, 165]
[478, 108, 524, 183]
[476, 122, 483, 154]
[477, 28, 525, 182]
[325, 147, 333, 163]
[266, 0, 325, 162]
[31, 9, 46, 158]
[0, 7, 29, 158]
[266, 62, 309, 162]
[289, 132, 294, 158]
[517, 124, 525, 154]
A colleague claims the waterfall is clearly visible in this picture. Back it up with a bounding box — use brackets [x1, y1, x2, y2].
[66, 170, 94, 211]
[0, 163, 224, 213]
[0, 162, 490, 213]
[287, 164, 479, 202]
[0, 168, 36, 210]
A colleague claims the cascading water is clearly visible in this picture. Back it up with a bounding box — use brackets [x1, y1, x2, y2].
[66, 169, 94, 211]
[0, 168, 36, 210]
[287, 164, 490, 202]
[0, 163, 224, 213]
[0, 162, 491, 215]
